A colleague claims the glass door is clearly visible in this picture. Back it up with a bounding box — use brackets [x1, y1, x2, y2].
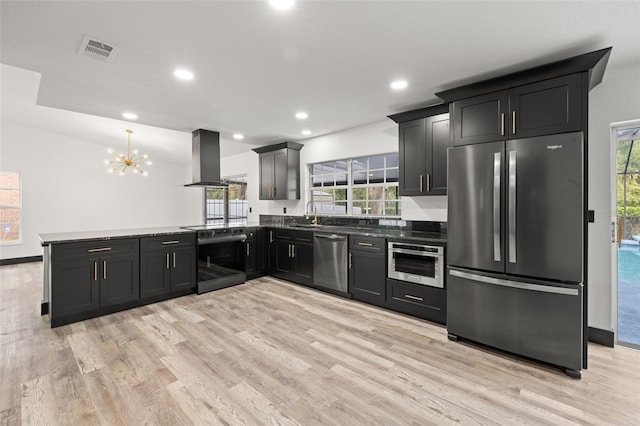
[615, 124, 640, 349]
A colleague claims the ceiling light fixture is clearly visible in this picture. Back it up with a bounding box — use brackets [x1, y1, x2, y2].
[105, 129, 152, 176]
[174, 69, 194, 81]
[301, 130, 312, 136]
[122, 112, 138, 120]
[295, 111, 308, 119]
[269, 0, 295, 11]
[390, 80, 408, 90]
[233, 133, 244, 140]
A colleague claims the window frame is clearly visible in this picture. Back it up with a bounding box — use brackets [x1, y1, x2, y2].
[204, 174, 248, 226]
[0, 171, 22, 245]
[308, 153, 401, 218]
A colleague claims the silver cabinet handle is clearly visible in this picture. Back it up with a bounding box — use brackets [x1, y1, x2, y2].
[272, 186, 276, 198]
[419, 175, 423, 192]
[508, 150, 517, 263]
[103, 260, 107, 280]
[349, 252, 352, 268]
[166, 252, 170, 269]
[246, 243, 250, 256]
[292, 244, 295, 258]
[88, 247, 111, 253]
[493, 152, 502, 262]
[405, 294, 423, 302]
[162, 240, 180, 245]
[269, 231, 274, 243]
[512, 111, 516, 134]
[94, 261, 98, 281]
[500, 112, 505, 136]
[288, 244, 292, 257]
[426, 174, 430, 192]
[358, 242, 374, 247]
[173, 252, 176, 268]
[449, 269, 580, 296]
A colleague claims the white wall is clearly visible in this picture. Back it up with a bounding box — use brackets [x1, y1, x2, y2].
[588, 61, 640, 332]
[0, 120, 202, 260]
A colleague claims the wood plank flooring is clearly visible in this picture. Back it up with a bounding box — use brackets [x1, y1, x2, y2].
[1, 262, 639, 425]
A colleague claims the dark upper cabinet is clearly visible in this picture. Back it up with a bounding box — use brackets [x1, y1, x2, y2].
[509, 74, 582, 138]
[348, 236, 386, 306]
[140, 234, 196, 300]
[452, 74, 582, 146]
[392, 104, 450, 196]
[452, 91, 509, 146]
[253, 142, 303, 200]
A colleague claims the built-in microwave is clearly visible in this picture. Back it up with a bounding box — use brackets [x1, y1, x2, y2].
[388, 241, 444, 288]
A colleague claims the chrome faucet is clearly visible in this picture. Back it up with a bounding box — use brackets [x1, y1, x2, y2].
[305, 200, 319, 225]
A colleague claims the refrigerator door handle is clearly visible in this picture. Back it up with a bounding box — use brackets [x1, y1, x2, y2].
[449, 269, 580, 296]
[493, 152, 501, 262]
[508, 150, 517, 263]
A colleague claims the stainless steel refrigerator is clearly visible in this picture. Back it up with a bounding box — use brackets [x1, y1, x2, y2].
[447, 131, 585, 378]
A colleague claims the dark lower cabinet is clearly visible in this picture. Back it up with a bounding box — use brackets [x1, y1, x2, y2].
[348, 236, 386, 306]
[140, 234, 196, 300]
[50, 237, 140, 327]
[271, 229, 313, 286]
[386, 278, 446, 324]
[246, 228, 268, 279]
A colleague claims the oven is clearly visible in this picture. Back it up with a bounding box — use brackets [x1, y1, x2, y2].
[388, 241, 444, 288]
[182, 226, 247, 294]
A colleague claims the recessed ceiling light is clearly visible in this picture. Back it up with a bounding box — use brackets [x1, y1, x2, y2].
[269, 0, 295, 10]
[390, 80, 408, 90]
[122, 112, 138, 120]
[301, 130, 312, 136]
[233, 133, 244, 140]
[295, 111, 308, 120]
[174, 69, 194, 81]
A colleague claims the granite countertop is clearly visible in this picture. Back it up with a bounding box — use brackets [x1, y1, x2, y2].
[261, 224, 447, 244]
[38, 226, 195, 245]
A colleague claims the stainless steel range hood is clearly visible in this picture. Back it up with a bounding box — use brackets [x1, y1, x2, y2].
[184, 129, 228, 187]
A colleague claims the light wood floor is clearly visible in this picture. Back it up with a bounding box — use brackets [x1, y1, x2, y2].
[1, 262, 639, 425]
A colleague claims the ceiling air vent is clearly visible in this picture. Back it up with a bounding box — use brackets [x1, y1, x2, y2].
[77, 36, 118, 63]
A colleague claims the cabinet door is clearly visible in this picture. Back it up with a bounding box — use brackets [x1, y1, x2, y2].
[245, 239, 257, 275]
[426, 113, 450, 195]
[349, 250, 386, 306]
[452, 90, 509, 146]
[99, 254, 139, 307]
[51, 259, 100, 318]
[140, 250, 170, 299]
[171, 247, 196, 292]
[292, 242, 313, 285]
[259, 152, 275, 200]
[274, 240, 294, 276]
[509, 74, 582, 138]
[398, 119, 426, 196]
[256, 228, 267, 273]
[272, 148, 288, 200]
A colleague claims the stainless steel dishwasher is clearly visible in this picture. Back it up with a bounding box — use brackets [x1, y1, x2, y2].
[313, 233, 348, 294]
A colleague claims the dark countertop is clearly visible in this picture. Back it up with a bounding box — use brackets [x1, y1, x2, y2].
[261, 224, 447, 244]
[38, 226, 195, 245]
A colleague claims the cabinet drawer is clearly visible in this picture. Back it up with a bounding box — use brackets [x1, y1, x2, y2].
[53, 238, 139, 261]
[140, 233, 195, 252]
[294, 230, 313, 243]
[349, 235, 386, 252]
[386, 278, 446, 324]
[274, 228, 293, 240]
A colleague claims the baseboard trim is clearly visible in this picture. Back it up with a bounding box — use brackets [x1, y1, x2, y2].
[0, 255, 43, 266]
[588, 326, 614, 347]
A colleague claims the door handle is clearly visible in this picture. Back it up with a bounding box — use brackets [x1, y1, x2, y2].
[500, 113, 505, 136]
[426, 174, 430, 192]
[270, 231, 274, 243]
[358, 242, 374, 247]
[292, 244, 295, 258]
[512, 111, 516, 135]
[349, 253, 353, 268]
[288, 244, 292, 257]
[103, 260, 107, 280]
[493, 152, 502, 262]
[173, 252, 176, 268]
[87, 247, 111, 253]
[508, 150, 517, 263]
[419, 175, 423, 192]
[166, 252, 170, 269]
[94, 261, 98, 281]
[272, 186, 276, 198]
[246, 243, 250, 257]
[405, 294, 424, 302]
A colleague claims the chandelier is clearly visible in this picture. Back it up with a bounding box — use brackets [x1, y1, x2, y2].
[106, 129, 151, 175]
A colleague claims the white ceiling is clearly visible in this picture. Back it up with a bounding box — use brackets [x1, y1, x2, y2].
[1, 1, 639, 165]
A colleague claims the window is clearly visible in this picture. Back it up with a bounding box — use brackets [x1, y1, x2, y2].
[0, 172, 21, 243]
[309, 153, 400, 217]
[205, 175, 247, 225]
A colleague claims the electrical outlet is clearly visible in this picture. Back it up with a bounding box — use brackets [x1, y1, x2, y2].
[249, 207, 252, 213]
[283, 207, 287, 214]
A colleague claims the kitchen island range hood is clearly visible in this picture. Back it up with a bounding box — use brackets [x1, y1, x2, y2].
[184, 129, 228, 187]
